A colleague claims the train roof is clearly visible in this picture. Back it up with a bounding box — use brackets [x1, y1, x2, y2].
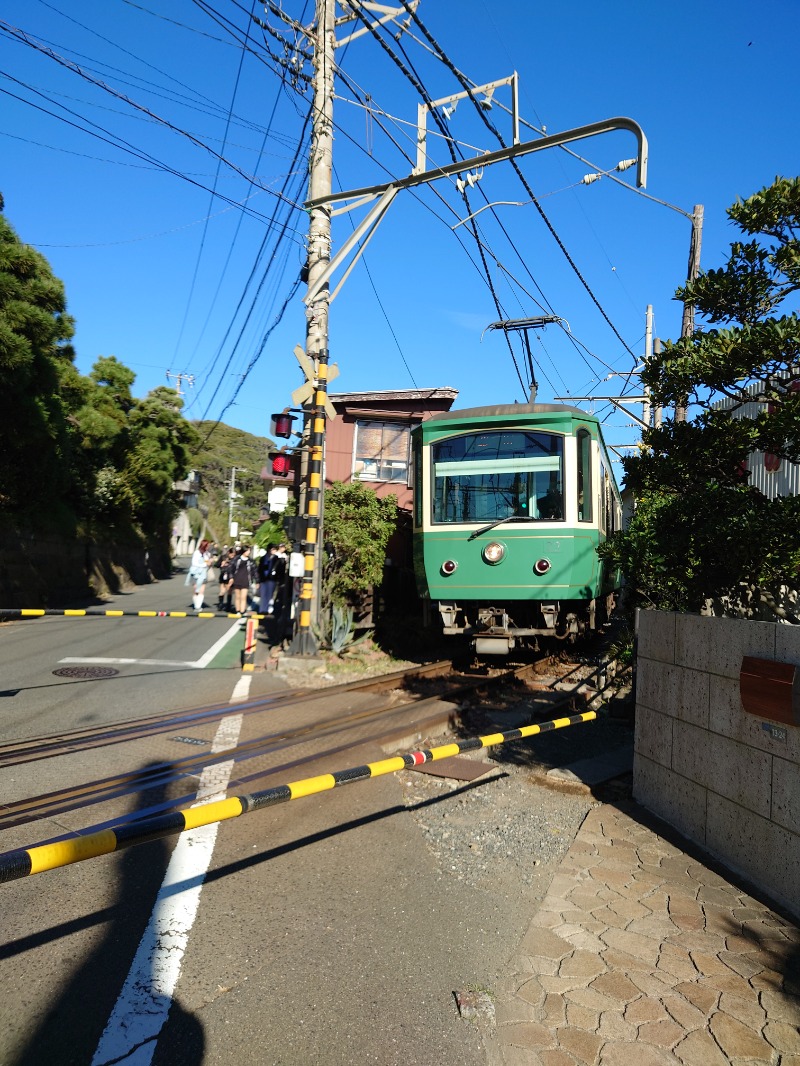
[419, 402, 599, 425]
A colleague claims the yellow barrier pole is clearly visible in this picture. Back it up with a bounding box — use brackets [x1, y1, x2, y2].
[0, 711, 597, 883]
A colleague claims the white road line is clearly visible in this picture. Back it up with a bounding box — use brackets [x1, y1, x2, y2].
[91, 680, 248, 1065]
[60, 657, 195, 668]
[60, 618, 243, 670]
[229, 672, 253, 702]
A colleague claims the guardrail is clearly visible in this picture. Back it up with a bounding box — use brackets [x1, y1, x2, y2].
[0, 710, 596, 883]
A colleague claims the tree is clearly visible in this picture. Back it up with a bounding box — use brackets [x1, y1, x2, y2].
[190, 421, 273, 539]
[321, 481, 397, 609]
[602, 177, 800, 619]
[124, 386, 200, 558]
[0, 195, 77, 515]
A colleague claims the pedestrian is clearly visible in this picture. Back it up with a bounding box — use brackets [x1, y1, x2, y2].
[218, 547, 237, 610]
[258, 544, 286, 615]
[186, 538, 212, 610]
[230, 545, 252, 616]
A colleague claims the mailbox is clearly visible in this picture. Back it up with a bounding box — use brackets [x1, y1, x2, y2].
[740, 656, 800, 726]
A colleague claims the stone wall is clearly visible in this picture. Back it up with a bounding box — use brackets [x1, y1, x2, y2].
[0, 530, 163, 608]
[634, 610, 799, 918]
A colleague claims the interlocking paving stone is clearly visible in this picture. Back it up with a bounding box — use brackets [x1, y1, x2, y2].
[708, 1009, 776, 1059]
[672, 1028, 730, 1066]
[538, 1050, 575, 1066]
[763, 1019, 800, 1054]
[637, 1017, 684, 1047]
[557, 1025, 603, 1063]
[491, 804, 800, 1066]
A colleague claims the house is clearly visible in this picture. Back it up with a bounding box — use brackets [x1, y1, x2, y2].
[324, 388, 458, 597]
[171, 470, 202, 556]
[713, 382, 800, 498]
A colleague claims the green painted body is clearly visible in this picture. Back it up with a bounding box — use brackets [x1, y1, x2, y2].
[412, 404, 621, 636]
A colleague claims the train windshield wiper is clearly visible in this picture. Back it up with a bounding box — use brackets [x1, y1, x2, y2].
[467, 515, 533, 541]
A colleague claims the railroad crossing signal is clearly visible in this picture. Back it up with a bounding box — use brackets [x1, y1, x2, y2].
[290, 344, 338, 419]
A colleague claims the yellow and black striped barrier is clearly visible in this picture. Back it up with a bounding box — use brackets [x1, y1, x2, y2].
[0, 608, 266, 621]
[0, 710, 596, 883]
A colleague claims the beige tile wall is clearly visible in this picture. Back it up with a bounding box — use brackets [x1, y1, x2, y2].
[633, 611, 799, 918]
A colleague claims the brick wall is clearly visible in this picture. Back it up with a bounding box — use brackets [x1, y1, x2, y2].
[634, 610, 799, 918]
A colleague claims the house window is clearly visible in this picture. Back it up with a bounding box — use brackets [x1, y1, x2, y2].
[354, 421, 411, 483]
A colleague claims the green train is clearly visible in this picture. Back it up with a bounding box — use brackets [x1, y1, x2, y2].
[411, 403, 622, 655]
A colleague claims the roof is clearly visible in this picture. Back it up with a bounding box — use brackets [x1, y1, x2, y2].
[420, 402, 597, 423]
[328, 388, 459, 404]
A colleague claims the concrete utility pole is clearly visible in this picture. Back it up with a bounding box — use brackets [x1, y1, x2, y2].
[166, 371, 195, 396]
[287, 1, 649, 656]
[676, 204, 704, 423]
[291, 0, 335, 656]
[228, 467, 239, 540]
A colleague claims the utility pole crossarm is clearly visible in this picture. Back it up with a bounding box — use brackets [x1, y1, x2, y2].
[303, 114, 647, 308]
[554, 394, 650, 431]
[305, 115, 648, 212]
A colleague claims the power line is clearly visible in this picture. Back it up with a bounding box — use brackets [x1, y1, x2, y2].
[395, 0, 637, 363]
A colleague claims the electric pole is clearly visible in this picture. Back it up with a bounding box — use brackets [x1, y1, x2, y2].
[287, 1, 650, 656]
[676, 204, 703, 422]
[166, 371, 195, 396]
[643, 304, 653, 431]
[291, 0, 335, 656]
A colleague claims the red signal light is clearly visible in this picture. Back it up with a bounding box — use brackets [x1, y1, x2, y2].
[441, 559, 458, 575]
[271, 411, 295, 438]
[271, 453, 291, 478]
[533, 558, 551, 576]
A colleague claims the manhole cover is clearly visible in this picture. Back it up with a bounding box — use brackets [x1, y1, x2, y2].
[53, 666, 120, 679]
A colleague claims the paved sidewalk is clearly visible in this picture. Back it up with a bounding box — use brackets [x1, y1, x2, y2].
[488, 803, 800, 1065]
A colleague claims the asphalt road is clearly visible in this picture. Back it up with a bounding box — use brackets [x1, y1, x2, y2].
[0, 560, 286, 743]
[0, 562, 595, 1066]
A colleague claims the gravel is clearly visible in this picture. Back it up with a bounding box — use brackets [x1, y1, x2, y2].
[398, 764, 598, 897]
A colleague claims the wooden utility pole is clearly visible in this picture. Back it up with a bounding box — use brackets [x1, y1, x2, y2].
[676, 204, 704, 422]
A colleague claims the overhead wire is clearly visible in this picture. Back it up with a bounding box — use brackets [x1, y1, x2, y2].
[345, 3, 527, 396]
[395, 0, 637, 365]
[0, 21, 304, 210]
[345, 8, 599, 399]
[170, 0, 260, 369]
[0, 75, 293, 228]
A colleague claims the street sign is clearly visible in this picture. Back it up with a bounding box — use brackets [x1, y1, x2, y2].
[291, 344, 339, 419]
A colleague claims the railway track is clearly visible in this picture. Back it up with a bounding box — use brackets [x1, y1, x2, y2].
[0, 659, 455, 769]
[1, 658, 584, 837]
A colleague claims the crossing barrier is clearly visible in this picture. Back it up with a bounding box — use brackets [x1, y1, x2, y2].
[0, 710, 596, 883]
[242, 615, 257, 671]
[0, 608, 266, 621]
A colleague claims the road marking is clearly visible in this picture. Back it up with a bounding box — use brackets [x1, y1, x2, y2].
[59, 657, 195, 668]
[60, 619, 244, 670]
[230, 672, 253, 702]
[92, 698, 245, 1066]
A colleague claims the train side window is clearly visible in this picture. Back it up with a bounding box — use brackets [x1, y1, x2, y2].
[577, 429, 592, 522]
[599, 461, 615, 535]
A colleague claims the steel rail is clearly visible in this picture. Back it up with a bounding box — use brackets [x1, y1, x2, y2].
[0, 660, 453, 767]
[0, 662, 535, 831]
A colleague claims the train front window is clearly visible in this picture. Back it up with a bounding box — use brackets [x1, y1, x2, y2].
[432, 430, 564, 523]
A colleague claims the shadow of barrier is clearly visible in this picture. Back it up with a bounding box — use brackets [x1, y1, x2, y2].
[0, 711, 598, 884]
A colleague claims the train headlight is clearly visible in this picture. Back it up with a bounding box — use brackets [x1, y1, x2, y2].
[533, 558, 551, 576]
[441, 559, 458, 575]
[482, 541, 505, 565]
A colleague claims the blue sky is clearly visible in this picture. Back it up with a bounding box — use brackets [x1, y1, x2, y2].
[2, 0, 798, 468]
